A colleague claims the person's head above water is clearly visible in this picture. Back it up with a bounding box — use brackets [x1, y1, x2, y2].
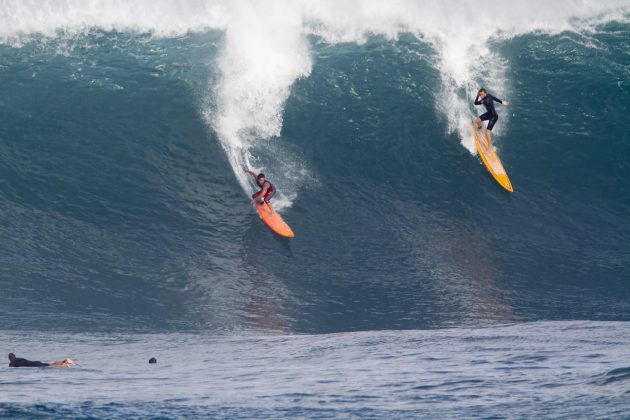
[257, 173, 265, 186]
[149, 357, 157, 364]
[478, 88, 487, 98]
[8, 353, 16, 362]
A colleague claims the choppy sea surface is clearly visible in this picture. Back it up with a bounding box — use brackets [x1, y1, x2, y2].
[1, 1, 629, 417]
[2, 322, 629, 418]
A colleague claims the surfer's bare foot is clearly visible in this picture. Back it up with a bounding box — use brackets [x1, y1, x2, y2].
[474, 117, 482, 130]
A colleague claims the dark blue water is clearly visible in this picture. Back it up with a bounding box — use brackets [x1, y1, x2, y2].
[0, 1, 629, 417]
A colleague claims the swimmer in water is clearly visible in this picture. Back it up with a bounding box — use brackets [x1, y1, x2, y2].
[8, 353, 76, 368]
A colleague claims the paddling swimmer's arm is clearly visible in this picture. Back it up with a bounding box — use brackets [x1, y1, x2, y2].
[50, 358, 76, 368]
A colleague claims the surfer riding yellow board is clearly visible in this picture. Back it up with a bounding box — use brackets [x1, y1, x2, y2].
[472, 88, 513, 192]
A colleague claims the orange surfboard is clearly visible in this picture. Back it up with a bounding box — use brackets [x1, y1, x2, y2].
[255, 202, 295, 238]
[471, 122, 514, 192]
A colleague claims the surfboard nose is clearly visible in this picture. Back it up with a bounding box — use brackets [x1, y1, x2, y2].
[497, 174, 514, 192]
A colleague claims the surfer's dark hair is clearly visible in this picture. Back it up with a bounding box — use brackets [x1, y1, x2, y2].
[478, 88, 487, 94]
[257, 173, 265, 179]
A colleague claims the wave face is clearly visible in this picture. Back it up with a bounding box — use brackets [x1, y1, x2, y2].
[0, 1, 629, 334]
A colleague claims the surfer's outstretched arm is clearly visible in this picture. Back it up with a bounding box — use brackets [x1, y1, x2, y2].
[490, 95, 509, 106]
[244, 168, 257, 179]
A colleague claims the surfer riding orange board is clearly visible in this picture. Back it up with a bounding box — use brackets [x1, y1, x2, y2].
[244, 168, 295, 238]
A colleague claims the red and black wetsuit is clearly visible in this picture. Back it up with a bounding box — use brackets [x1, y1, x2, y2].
[252, 180, 276, 203]
[474, 94, 503, 130]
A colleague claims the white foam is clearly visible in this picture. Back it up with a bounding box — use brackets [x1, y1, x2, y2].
[0, 0, 229, 43]
[1, 0, 628, 198]
[208, 0, 312, 208]
[300, 0, 630, 153]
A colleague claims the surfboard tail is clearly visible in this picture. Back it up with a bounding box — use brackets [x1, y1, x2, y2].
[256, 203, 295, 237]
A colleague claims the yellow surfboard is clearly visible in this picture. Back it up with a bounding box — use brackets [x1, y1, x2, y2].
[471, 123, 513, 192]
[255, 202, 295, 238]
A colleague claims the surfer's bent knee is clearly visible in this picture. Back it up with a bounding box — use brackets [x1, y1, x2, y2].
[487, 115, 498, 131]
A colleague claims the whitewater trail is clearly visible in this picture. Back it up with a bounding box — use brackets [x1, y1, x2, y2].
[1, 0, 628, 204]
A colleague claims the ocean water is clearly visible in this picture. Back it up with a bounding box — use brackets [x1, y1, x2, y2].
[1, 322, 629, 418]
[0, 0, 629, 418]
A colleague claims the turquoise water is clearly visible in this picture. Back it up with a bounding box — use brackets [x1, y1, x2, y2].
[0, 1, 629, 417]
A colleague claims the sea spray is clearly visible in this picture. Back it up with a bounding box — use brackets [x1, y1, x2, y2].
[0, 0, 627, 198]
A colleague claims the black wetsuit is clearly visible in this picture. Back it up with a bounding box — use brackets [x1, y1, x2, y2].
[474, 94, 503, 130]
[9, 357, 49, 367]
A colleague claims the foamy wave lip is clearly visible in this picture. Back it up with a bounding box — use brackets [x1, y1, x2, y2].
[0, 0, 229, 44]
[2, 0, 629, 198]
[301, 0, 629, 153]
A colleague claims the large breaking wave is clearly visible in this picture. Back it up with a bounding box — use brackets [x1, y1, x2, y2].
[2, 0, 628, 206]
